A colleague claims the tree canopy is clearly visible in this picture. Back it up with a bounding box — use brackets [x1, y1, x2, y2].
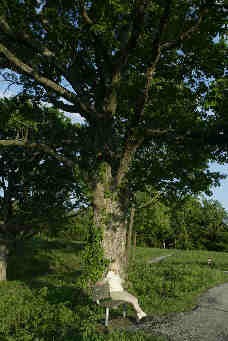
[0, 96, 85, 240]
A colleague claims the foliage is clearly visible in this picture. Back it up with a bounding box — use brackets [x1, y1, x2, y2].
[56, 207, 92, 241]
[0, 96, 86, 240]
[0, 281, 79, 341]
[135, 195, 228, 251]
[78, 224, 110, 287]
[195, 198, 228, 250]
[0, 0, 226, 192]
[134, 196, 172, 248]
[170, 196, 228, 251]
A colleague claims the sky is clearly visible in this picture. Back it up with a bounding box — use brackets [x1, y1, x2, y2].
[208, 163, 228, 212]
[1, 77, 228, 213]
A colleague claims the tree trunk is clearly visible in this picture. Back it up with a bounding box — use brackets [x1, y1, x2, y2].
[92, 162, 127, 276]
[132, 231, 137, 261]
[89, 132, 142, 277]
[0, 243, 8, 281]
[126, 207, 135, 264]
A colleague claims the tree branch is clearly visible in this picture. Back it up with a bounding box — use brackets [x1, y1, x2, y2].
[67, 205, 92, 218]
[0, 15, 93, 115]
[135, 1, 173, 119]
[139, 192, 161, 209]
[81, 5, 93, 25]
[116, 0, 148, 72]
[98, 1, 148, 117]
[121, 0, 147, 62]
[144, 128, 175, 136]
[116, 125, 183, 187]
[80, 1, 113, 116]
[161, 6, 209, 50]
[0, 139, 74, 168]
[116, 135, 144, 186]
[135, 2, 210, 123]
[0, 14, 69, 79]
[0, 15, 54, 57]
[0, 42, 91, 114]
[0, 179, 6, 191]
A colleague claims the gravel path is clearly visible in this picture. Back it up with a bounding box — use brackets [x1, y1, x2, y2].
[130, 282, 228, 341]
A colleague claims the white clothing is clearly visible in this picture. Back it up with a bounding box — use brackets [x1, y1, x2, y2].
[102, 271, 147, 318]
[105, 271, 124, 292]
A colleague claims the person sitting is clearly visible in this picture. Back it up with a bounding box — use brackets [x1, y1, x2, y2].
[96, 261, 147, 322]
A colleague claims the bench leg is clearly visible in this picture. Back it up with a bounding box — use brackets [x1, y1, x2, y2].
[123, 305, 126, 318]
[105, 307, 109, 327]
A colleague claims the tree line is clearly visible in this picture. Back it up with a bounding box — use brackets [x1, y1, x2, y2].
[134, 195, 228, 251]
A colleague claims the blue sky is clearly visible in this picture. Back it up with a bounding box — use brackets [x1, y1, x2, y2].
[208, 163, 228, 211]
[1, 77, 228, 212]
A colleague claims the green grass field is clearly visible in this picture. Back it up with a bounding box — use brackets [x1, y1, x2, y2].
[1, 237, 228, 341]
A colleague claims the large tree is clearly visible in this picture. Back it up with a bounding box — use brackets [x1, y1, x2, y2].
[0, 0, 227, 276]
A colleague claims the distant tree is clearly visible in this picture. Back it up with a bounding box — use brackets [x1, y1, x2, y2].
[170, 196, 202, 249]
[131, 190, 170, 247]
[198, 198, 228, 251]
[169, 196, 228, 251]
[135, 200, 172, 248]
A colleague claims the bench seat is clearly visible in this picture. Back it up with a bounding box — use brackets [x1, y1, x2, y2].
[91, 283, 127, 326]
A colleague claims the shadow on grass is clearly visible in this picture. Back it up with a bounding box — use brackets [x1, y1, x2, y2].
[32, 280, 91, 306]
[7, 238, 85, 284]
[6, 237, 91, 317]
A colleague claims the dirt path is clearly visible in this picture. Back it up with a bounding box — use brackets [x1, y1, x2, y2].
[131, 282, 228, 341]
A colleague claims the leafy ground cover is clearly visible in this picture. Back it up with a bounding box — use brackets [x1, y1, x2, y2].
[1, 238, 227, 341]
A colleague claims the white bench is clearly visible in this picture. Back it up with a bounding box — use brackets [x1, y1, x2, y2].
[91, 283, 127, 327]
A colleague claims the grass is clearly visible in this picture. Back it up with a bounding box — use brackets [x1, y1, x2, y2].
[136, 247, 228, 271]
[131, 247, 228, 315]
[2, 238, 228, 341]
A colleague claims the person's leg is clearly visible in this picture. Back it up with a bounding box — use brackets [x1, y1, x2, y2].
[110, 291, 146, 318]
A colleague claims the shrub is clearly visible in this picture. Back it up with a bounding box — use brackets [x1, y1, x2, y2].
[0, 281, 80, 341]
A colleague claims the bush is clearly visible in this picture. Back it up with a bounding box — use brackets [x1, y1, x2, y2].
[0, 281, 81, 341]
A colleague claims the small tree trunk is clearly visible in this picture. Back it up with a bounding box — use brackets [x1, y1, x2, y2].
[126, 207, 135, 264]
[132, 231, 137, 261]
[0, 244, 8, 281]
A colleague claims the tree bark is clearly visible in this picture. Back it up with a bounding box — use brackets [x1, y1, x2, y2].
[132, 231, 137, 261]
[92, 162, 127, 276]
[126, 207, 135, 264]
[0, 243, 8, 281]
